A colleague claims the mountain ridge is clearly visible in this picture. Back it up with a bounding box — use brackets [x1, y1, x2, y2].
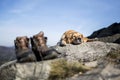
[88, 22, 120, 38]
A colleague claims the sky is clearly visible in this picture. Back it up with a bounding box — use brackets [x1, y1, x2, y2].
[0, 0, 120, 46]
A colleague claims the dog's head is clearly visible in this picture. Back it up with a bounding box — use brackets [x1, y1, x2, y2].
[71, 32, 84, 45]
[32, 31, 47, 47]
[14, 36, 29, 50]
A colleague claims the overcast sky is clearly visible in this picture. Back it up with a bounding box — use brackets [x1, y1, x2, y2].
[0, 0, 120, 46]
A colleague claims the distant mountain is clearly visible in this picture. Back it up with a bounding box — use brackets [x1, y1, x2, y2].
[0, 46, 16, 65]
[88, 22, 120, 38]
[88, 22, 120, 44]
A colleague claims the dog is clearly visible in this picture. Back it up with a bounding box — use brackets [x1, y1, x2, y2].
[59, 30, 96, 46]
[14, 36, 36, 62]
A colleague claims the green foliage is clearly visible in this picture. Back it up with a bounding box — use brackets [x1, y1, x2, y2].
[49, 59, 90, 80]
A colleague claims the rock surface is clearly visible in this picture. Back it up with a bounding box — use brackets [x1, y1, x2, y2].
[0, 41, 120, 80]
[0, 59, 90, 80]
[68, 63, 120, 80]
[97, 34, 120, 43]
[54, 41, 120, 62]
[0, 60, 53, 80]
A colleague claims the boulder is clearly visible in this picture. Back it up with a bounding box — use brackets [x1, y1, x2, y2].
[0, 59, 90, 80]
[68, 62, 120, 80]
[0, 41, 120, 80]
[54, 41, 120, 62]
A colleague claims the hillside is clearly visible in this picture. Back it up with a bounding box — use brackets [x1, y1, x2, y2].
[88, 22, 120, 38]
[88, 22, 120, 44]
[0, 46, 16, 65]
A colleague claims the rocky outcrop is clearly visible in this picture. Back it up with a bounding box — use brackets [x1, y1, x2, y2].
[0, 41, 120, 80]
[54, 41, 120, 62]
[0, 59, 91, 80]
[96, 34, 120, 43]
[88, 22, 120, 44]
[68, 62, 120, 80]
[88, 22, 120, 38]
[0, 60, 51, 80]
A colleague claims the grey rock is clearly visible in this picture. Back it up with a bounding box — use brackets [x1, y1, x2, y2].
[84, 61, 98, 68]
[0, 60, 52, 80]
[68, 62, 120, 80]
[0, 58, 89, 80]
[97, 34, 120, 43]
[0, 41, 120, 80]
[54, 41, 120, 62]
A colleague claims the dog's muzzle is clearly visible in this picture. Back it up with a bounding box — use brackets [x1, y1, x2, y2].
[72, 38, 82, 45]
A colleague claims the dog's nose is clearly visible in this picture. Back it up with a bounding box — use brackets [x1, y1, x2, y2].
[78, 38, 81, 42]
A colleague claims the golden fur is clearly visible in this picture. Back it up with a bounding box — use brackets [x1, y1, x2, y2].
[60, 30, 94, 46]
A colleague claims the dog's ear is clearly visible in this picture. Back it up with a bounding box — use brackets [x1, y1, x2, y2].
[80, 34, 84, 38]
